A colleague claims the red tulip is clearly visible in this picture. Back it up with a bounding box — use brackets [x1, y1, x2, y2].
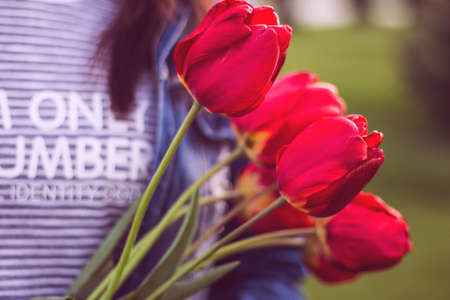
[235, 163, 314, 233]
[303, 193, 412, 283]
[276, 115, 384, 217]
[174, 0, 292, 117]
[303, 236, 357, 283]
[231, 72, 346, 166]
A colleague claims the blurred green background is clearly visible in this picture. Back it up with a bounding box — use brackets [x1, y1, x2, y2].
[281, 27, 450, 300]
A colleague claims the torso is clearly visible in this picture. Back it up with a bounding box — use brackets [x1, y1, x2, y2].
[0, 1, 157, 298]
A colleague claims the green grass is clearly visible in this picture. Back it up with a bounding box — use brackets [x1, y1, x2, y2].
[282, 27, 450, 300]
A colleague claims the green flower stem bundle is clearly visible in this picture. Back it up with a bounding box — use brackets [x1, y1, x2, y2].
[87, 147, 245, 300]
[145, 196, 288, 300]
[194, 228, 316, 271]
[184, 183, 278, 259]
[101, 102, 202, 300]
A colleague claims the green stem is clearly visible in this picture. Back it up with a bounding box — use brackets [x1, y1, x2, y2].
[173, 191, 244, 221]
[146, 196, 287, 300]
[195, 227, 317, 270]
[184, 183, 277, 259]
[89, 146, 244, 300]
[208, 237, 307, 264]
[196, 228, 316, 269]
[86, 192, 239, 300]
[101, 101, 202, 300]
[67, 197, 140, 297]
[236, 227, 317, 243]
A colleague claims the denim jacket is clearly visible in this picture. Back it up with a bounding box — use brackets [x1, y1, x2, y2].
[116, 4, 306, 300]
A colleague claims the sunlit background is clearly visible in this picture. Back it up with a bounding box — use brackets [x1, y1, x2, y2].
[254, 0, 450, 300]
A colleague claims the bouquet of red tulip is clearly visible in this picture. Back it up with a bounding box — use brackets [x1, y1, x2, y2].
[36, 1, 411, 299]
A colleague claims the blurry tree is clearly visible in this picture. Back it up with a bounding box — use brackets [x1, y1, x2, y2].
[406, 0, 450, 131]
[407, 0, 423, 21]
[352, 0, 371, 24]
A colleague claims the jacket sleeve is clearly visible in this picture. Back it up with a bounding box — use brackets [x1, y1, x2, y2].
[209, 224, 307, 300]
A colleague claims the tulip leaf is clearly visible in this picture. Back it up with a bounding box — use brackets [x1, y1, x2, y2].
[160, 261, 240, 300]
[67, 197, 141, 297]
[130, 189, 200, 299]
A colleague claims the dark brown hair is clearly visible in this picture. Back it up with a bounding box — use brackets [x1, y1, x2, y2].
[96, 0, 211, 114]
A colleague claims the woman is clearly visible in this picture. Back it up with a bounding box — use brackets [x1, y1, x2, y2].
[0, 0, 305, 299]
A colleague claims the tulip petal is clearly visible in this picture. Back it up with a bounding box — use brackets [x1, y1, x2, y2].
[326, 192, 412, 272]
[364, 130, 384, 148]
[182, 5, 253, 76]
[250, 6, 279, 25]
[277, 117, 368, 205]
[306, 254, 358, 283]
[232, 72, 345, 165]
[235, 163, 314, 233]
[271, 25, 292, 53]
[174, 1, 229, 75]
[231, 71, 315, 133]
[289, 89, 345, 127]
[174, 0, 251, 76]
[174, 0, 291, 116]
[346, 114, 368, 136]
[304, 193, 411, 282]
[186, 25, 286, 116]
[248, 203, 315, 233]
[301, 147, 384, 217]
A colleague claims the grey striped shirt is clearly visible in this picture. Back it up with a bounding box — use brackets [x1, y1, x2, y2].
[0, 0, 158, 298]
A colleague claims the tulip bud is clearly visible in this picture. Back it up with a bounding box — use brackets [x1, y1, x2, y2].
[236, 163, 314, 233]
[303, 193, 412, 283]
[174, 0, 292, 117]
[231, 72, 346, 166]
[276, 115, 384, 217]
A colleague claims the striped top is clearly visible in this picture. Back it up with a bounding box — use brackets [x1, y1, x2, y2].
[0, 0, 158, 298]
